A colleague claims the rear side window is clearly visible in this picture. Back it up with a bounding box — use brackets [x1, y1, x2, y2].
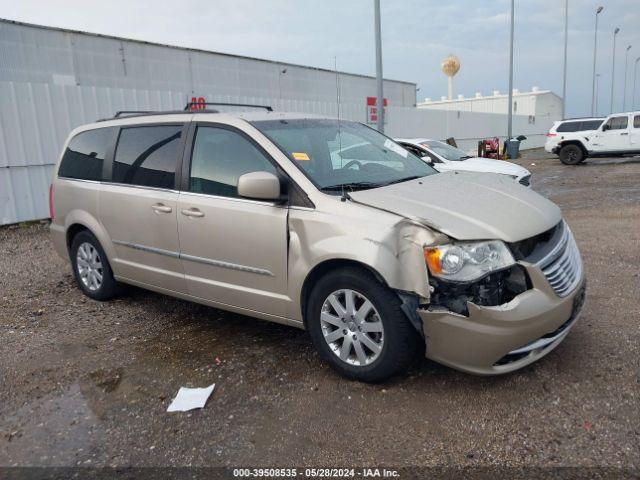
[634, 116, 640, 129]
[58, 128, 113, 181]
[189, 126, 277, 198]
[556, 122, 581, 132]
[605, 116, 628, 130]
[581, 120, 603, 130]
[112, 125, 183, 189]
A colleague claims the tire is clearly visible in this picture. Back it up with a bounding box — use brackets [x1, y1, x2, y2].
[306, 267, 420, 382]
[70, 230, 120, 301]
[559, 144, 585, 165]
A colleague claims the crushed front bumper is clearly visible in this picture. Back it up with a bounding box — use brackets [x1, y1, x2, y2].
[418, 265, 586, 375]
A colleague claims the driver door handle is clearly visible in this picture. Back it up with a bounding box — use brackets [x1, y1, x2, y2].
[620, 132, 629, 135]
[151, 203, 172, 214]
[181, 208, 205, 218]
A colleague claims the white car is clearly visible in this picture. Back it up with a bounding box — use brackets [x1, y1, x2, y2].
[396, 138, 532, 187]
[544, 117, 603, 156]
[545, 112, 640, 165]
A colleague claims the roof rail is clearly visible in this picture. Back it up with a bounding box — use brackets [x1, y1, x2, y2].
[97, 108, 220, 122]
[184, 101, 273, 112]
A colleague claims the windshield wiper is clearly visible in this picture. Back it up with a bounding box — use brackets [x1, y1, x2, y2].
[320, 181, 382, 191]
[379, 175, 423, 187]
[458, 155, 473, 160]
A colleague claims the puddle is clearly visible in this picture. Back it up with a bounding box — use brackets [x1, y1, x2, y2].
[0, 382, 101, 466]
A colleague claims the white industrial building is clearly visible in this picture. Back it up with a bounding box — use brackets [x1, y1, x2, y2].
[0, 18, 560, 225]
[418, 87, 562, 124]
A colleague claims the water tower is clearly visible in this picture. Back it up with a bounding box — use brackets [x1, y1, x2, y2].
[441, 55, 460, 100]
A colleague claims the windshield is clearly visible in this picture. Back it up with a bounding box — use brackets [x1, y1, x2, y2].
[251, 119, 437, 192]
[421, 140, 472, 161]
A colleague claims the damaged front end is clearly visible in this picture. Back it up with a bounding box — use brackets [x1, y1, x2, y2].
[417, 221, 586, 375]
[428, 265, 530, 316]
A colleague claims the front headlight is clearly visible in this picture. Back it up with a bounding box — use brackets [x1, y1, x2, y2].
[424, 241, 515, 282]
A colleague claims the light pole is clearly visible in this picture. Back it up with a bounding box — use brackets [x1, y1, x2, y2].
[595, 74, 601, 116]
[623, 45, 632, 111]
[561, 0, 569, 118]
[374, 0, 384, 133]
[591, 6, 603, 116]
[610, 27, 620, 114]
[507, 0, 515, 140]
[634, 57, 640, 110]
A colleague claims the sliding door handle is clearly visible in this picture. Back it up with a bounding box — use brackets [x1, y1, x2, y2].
[181, 208, 205, 218]
[151, 203, 172, 214]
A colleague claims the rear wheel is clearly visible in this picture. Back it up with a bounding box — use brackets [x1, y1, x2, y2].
[559, 144, 585, 165]
[306, 267, 420, 382]
[70, 231, 120, 301]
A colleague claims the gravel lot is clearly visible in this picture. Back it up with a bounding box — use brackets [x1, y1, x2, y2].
[1, 150, 639, 472]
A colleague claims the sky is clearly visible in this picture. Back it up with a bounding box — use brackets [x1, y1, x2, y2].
[2, 0, 639, 117]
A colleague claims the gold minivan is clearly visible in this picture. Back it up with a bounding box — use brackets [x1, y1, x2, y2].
[50, 107, 586, 381]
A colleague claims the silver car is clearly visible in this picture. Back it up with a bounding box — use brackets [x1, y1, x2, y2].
[50, 109, 586, 381]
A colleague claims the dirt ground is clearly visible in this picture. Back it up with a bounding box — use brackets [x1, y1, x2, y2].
[0, 150, 639, 472]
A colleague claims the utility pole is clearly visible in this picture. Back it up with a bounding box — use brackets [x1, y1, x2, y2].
[623, 45, 632, 111]
[374, 0, 384, 133]
[591, 6, 603, 116]
[610, 27, 620, 114]
[507, 0, 515, 140]
[561, 0, 568, 118]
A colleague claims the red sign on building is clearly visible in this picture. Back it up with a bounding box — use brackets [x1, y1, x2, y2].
[188, 96, 207, 110]
[366, 96, 388, 124]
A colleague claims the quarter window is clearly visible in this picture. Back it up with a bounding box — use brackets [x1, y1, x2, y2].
[112, 125, 183, 189]
[581, 120, 603, 130]
[556, 122, 581, 132]
[605, 116, 628, 130]
[189, 126, 277, 198]
[58, 128, 113, 181]
[634, 116, 640, 129]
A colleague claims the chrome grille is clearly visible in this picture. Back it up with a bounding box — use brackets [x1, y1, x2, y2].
[538, 223, 583, 297]
[519, 175, 531, 186]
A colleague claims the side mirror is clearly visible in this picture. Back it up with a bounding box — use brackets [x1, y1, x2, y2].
[602, 124, 610, 131]
[237, 171, 281, 201]
[423, 155, 434, 165]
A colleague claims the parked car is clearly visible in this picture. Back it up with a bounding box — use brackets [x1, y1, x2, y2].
[396, 138, 532, 187]
[50, 108, 585, 381]
[544, 118, 603, 156]
[546, 112, 640, 164]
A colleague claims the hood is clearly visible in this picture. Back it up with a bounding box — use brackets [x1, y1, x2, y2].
[438, 157, 530, 177]
[349, 171, 561, 242]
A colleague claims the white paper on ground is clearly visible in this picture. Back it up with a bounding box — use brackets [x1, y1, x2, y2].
[167, 384, 215, 412]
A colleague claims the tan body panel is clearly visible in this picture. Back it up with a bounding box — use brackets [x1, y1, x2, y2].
[99, 183, 186, 293]
[177, 191, 291, 317]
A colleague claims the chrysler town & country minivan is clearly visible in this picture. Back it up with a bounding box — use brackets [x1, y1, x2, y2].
[50, 108, 586, 381]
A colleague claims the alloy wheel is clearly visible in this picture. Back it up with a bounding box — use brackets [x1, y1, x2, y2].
[320, 289, 384, 366]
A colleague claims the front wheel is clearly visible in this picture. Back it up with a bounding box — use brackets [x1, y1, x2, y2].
[306, 267, 420, 382]
[559, 144, 585, 165]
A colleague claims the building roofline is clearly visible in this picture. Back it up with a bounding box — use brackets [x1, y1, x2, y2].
[418, 89, 562, 106]
[0, 17, 416, 87]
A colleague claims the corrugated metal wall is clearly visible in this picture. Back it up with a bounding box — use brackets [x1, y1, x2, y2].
[0, 19, 416, 106]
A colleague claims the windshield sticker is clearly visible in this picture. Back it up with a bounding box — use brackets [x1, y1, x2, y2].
[292, 152, 310, 161]
[384, 139, 408, 158]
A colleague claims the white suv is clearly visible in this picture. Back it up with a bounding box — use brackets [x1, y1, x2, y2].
[546, 113, 640, 165]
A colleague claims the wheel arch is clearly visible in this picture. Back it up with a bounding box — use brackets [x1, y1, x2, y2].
[300, 258, 388, 328]
[559, 140, 588, 155]
[62, 210, 116, 263]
